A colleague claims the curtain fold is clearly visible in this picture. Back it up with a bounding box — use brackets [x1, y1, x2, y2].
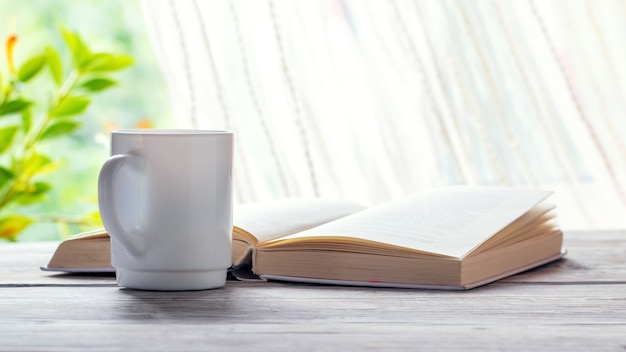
[140, 0, 626, 229]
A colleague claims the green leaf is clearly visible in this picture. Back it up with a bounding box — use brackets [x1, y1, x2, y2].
[29, 154, 59, 175]
[22, 108, 33, 133]
[0, 126, 19, 153]
[80, 53, 114, 72]
[78, 77, 117, 92]
[0, 99, 32, 116]
[105, 54, 134, 71]
[0, 167, 14, 189]
[17, 153, 57, 183]
[17, 54, 47, 82]
[40, 120, 81, 141]
[33, 181, 52, 194]
[50, 96, 90, 118]
[61, 28, 92, 68]
[0, 215, 33, 241]
[45, 46, 63, 86]
[14, 181, 52, 205]
[81, 53, 133, 72]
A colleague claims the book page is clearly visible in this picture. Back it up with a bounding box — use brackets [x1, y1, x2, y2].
[270, 187, 551, 258]
[234, 198, 366, 244]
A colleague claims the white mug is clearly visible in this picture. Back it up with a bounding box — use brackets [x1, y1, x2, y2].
[98, 129, 233, 291]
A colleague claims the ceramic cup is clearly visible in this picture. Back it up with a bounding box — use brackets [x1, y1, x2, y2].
[98, 129, 233, 291]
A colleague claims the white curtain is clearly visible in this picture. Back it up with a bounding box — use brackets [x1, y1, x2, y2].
[140, 0, 626, 229]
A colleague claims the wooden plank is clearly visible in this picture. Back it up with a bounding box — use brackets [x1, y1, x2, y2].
[1, 283, 625, 325]
[0, 242, 116, 286]
[1, 283, 625, 351]
[1, 324, 624, 352]
[1, 230, 625, 351]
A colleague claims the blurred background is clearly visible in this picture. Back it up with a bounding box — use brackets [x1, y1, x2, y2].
[0, 0, 172, 241]
[1, 0, 626, 242]
[143, 0, 626, 230]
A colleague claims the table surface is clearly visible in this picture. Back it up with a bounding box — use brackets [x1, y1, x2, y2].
[1, 230, 625, 351]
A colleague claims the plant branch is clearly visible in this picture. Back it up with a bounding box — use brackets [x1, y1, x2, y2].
[0, 70, 81, 209]
[24, 69, 81, 151]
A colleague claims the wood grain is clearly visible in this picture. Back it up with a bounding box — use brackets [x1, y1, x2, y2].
[0, 230, 625, 351]
[0, 242, 115, 286]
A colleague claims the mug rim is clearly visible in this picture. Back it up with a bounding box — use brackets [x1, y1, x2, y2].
[111, 129, 231, 135]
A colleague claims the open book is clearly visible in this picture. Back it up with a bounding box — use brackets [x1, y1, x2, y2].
[43, 198, 364, 273]
[43, 186, 564, 289]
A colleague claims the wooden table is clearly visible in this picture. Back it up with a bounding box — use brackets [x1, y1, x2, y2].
[1, 231, 625, 351]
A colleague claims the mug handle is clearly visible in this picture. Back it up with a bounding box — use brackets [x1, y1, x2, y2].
[98, 154, 144, 257]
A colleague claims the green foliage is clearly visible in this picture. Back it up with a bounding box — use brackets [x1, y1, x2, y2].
[0, 99, 31, 116]
[17, 54, 47, 82]
[0, 215, 33, 241]
[0, 29, 133, 241]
